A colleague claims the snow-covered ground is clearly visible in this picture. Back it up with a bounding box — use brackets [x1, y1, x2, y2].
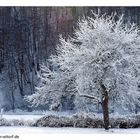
[0, 110, 76, 121]
[2, 115, 44, 121]
[0, 109, 44, 120]
[0, 126, 140, 134]
[0, 110, 140, 135]
[1, 111, 73, 121]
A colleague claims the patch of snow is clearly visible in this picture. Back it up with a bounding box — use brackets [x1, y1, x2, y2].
[1, 110, 76, 121]
[1, 109, 45, 120]
[2, 115, 44, 121]
[0, 127, 140, 134]
[4, 109, 45, 115]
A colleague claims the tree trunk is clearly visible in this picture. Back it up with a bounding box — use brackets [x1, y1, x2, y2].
[11, 90, 15, 112]
[101, 84, 109, 130]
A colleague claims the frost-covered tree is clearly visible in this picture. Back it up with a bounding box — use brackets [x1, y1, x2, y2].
[26, 13, 140, 129]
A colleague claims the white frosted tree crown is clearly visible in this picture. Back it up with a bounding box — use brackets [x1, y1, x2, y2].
[26, 12, 140, 112]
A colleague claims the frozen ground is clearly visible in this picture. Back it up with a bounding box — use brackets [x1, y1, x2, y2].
[0, 126, 140, 134]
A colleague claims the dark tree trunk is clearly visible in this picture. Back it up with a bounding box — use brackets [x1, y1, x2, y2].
[11, 91, 15, 112]
[101, 84, 110, 130]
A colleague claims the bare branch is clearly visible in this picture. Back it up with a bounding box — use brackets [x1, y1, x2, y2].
[79, 94, 96, 99]
[79, 94, 101, 104]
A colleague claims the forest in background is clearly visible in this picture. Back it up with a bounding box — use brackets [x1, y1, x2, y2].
[0, 7, 140, 111]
